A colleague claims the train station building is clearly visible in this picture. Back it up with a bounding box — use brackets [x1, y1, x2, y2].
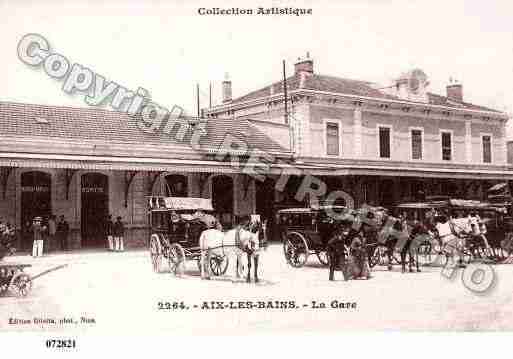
[205, 55, 513, 222]
[1, 54, 512, 250]
[0, 101, 294, 250]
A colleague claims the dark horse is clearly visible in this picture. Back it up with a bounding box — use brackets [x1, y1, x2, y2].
[378, 216, 423, 273]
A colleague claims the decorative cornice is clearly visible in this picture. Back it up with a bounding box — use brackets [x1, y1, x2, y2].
[205, 88, 508, 122]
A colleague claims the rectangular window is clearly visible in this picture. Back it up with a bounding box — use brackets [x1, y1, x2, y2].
[411, 129, 423, 160]
[482, 135, 492, 163]
[326, 122, 340, 156]
[379, 126, 391, 158]
[441, 131, 452, 161]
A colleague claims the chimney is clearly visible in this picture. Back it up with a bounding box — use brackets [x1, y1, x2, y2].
[446, 78, 463, 102]
[222, 73, 232, 103]
[294, 52, 314, 76]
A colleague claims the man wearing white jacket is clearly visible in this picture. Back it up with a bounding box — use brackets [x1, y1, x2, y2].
[31, 216, 46, 257]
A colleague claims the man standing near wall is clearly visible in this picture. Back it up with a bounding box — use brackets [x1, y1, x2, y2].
[48, 215, 56, 252]
[56, 215, 70, 251]
[31, 217, 46, 257]
[105, 215, 114, 251]
[113, 216, 125, 252]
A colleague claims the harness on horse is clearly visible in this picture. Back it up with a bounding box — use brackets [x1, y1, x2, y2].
[234, 224, 258, 255]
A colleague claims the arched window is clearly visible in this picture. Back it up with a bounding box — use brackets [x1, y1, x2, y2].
[81, 173, 109, 247]
[21, 171, 52, 250]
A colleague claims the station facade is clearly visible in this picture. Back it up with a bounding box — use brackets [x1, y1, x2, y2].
[205, 56, 513, 218]
[0, 101, 291, 250]
[1, 55, 512, 249]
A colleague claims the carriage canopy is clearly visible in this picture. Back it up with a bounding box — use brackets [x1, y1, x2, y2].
[148, 196, 214, 211]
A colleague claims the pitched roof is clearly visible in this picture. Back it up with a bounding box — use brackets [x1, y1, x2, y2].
[425, 92, 499, 113]
[230, 73, 502, 113]
[0, 101, 289, 154]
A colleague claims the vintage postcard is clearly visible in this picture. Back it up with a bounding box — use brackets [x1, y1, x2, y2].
[1, 0, 513, 349]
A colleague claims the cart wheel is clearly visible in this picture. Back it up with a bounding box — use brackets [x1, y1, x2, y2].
[168, 243, 185, 276]
[316, 251, 330, 266]
[368, 245, 380, 268]
[210, 254, 229, 276]
[392, 249, 403, 265]
[283, 231, 309, 268]
[149, 234, 163, 273]
[11, 273, 32, 297]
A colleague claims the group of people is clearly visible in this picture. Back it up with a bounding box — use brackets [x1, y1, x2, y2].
[325, 206, 496, 281]
[427, 209, 492, 258]
[27, 215, 70, 257]
[0, 221, 16, 260]
[326, 211, 375, 281]
[104, 215, 125, 252]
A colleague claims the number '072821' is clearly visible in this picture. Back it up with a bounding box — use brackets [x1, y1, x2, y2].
[45, 339, 76, 349]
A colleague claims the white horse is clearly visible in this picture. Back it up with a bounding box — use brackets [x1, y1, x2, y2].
[235, 220, 267, 283]
[199, 226, 260, 281]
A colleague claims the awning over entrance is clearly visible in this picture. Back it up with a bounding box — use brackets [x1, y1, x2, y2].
[0, 152, 330, 176]
[2, 152, 513, 180]
[0, 153, 240, 174]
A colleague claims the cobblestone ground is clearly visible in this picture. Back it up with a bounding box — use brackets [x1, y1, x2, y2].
[1, 244, 512, 333]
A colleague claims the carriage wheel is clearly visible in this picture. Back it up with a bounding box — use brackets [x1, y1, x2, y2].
[493, 247, 503, 261]
[283, 231, 309, 268]
[316, 251, 330, 266]
[149, 234, 163, 273]
[392, 249, 403, 265]
[210, 254, 229, 276]
[368, 245, 381, 268]
[168, 243, 185, 276]
[493, 244, 509, 261]
[11, 273, 32, 297]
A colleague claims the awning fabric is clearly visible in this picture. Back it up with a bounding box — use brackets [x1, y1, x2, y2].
[488, 182, 508, 192]
[2, 152, 513, 180]
[148, 196, 213, 211]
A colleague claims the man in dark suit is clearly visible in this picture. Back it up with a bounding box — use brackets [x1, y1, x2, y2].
[56, 215, 70, 251]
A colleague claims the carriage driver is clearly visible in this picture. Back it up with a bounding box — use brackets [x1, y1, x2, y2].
[194, 209, 223, 231]
[327, 213, 354, 281]
[199, 217, 224, 280]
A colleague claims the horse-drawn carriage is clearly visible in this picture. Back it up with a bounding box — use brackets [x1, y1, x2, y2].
[447, 199, 510, 261]
[278, 205, 352, 267]
[394, 197, 512, 265]
[148, 196, 266, 280]
[148, 196, 230, 276]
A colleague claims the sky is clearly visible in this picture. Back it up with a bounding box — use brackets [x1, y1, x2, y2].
[1, 0, 513, 135]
